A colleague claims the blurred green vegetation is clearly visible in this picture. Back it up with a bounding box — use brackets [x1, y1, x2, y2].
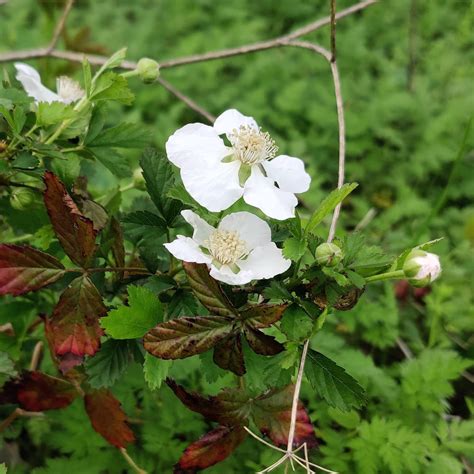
[0, 0, 473, 472]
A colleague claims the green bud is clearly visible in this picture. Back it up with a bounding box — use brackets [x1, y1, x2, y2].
[10, 188, 36, 211]
[315, 242, 343, 267]
[132, 168, 146, 189]
[136, 58, 160, 84]
[403, 249, 441, 287]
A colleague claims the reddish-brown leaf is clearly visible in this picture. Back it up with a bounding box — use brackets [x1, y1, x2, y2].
[243, 326, 284, 356]
[241, 304, 287, 328]
[183, 262, 236, 316]
[45, 276, 106, 357]
[84, 389, 135, 448]
[213, 333, 245, 376]
[43, 171, 98, 267]
[175, 425, 247, 472]
[144, 315, 233, 359]
[0, 244, 65, 296]
[0, 371, 77, 411]
[252, 385, 317, 448]
[166, 379, 250, 426]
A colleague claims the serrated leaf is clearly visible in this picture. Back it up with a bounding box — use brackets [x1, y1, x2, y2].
[240, 303, 287, 328]
[176, 426, 247, 472]
[89, 146, 130, 178]
[0, 352, 17, 380]
[122, 210, 167, 242]
[305, 349, 366, 411]
[213, 333, 245, 376]
[280, 304, 313, 341]
[101, 286, 163, 339]
[144, 315, 233, 359]
[36, 102, 75, 126]
[84, 388, 134, 448]
[90, 72, 134, 104]
[143, 353, 172, 390]
[85, 339, 132, 388]
[43, 171, 98, 267]
[45, 276, 106, 357]
[12, 151, 39, 169]
[305, 183, 358, 235]
[263, 281, 292, 300]
[283, 237, 307, 261]
[86, 122, 149, 148]
[0, 244, 65, 296]
[184, 262, 236, 316]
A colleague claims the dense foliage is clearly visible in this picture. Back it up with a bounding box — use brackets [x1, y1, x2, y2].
[0, 1, 473, 473]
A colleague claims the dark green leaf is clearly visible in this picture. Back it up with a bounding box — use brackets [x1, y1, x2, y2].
[280, 304, 313, 341]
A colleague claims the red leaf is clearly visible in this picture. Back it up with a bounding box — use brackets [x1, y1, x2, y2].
[0, 244, 65, 296]
[45, 276, 106, 356]
[175, 425, 247, 472]
[0, 371, 77, 411]
[84, 389, 135, 448]
[252, 385, 317, 448]
[241, 303, 287, 328]
[243, 326, 284, 356]
[43, 171, 98, 267]
[213, 333, 245, 376]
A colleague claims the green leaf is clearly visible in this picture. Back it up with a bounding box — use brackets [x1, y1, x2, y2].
[263, 281, 292, 300]
[90, 72, 134, 104]
[101, 286, 163, 339]
[12, 152, 39, 170]
[305, 183, 358, 235]
[85, 339, 132, 388]
[36, 102, 75, 126]
[86, 122, 150, 148]
[143, 353, 172, 390]
[140, 148, 182, 224]
[0, 351, 18, 387]
[121, 210, 167, 242]
[89, 147, 130, 178]
[0, 463, 6, 474]
[94, 48, 127, 77]
[282, 236, 307, 261]
[305, 349, 366, 411]
[280, 304, 313, 341]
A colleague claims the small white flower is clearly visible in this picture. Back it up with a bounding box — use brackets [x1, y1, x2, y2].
[403, 249, 441, 287]
[164, 210, 291, 285]
[166, 109, 311, 220]
[14, 63, 84, 104]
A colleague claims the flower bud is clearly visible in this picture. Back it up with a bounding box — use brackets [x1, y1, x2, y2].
[10, 188, 36, 211]
[136, 58, 160, 84]
[132, 168, 146, 189]
[315, 242, 343, 267]
[403, 249, 441, 287]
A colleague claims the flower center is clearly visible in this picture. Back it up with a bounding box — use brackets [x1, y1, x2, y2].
[229, 125, 278, 165]
[207, 229, 247, 266]
[57, 76, 85, 104]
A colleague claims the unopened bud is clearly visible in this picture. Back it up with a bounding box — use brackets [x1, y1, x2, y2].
[10, 188, 36, 210]
[315, 242, 343, 267]
[132, 168, 145, 189]
[137, 58, 160, 84]
[403, 249, 441, 287]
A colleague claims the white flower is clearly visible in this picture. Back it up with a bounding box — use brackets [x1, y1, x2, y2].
[164, 210, 291, 285]
[403, 249, 441, 287]
[14, 63, 84, 104]
[166, 109, 311, 220]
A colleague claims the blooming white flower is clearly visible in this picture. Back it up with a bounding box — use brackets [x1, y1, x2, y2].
[165, 210, 291, 285]
[14, 63, 84, 104]
[166, 109, 311, 220]
[403, 249, 441, 287]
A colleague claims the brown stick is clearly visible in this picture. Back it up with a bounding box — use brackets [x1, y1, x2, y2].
[48, 0, 76, 52]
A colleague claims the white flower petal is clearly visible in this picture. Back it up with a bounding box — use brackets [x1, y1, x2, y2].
[414, 253, 441, 281]
[180, 160, 243, 212]
[181, 210, 215, 246]
[164, 236, 211, 264]
[209, 265, 254, 285]
[214, 109, 258, 137]
[14, 63, 62, 103]
[262, 155, 311, 193]
[166, 123, 230, 168]
[237, 243, 291, 280]
[218, 211, 271, 251]
[243, 166, 298, 220]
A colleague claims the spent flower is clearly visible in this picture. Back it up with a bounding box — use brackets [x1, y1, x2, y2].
[166, 109, 311, 220]
[164, 210, 291, 285]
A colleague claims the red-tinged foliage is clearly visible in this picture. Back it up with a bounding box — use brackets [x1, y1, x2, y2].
[0, 244, 65, 296]
[43, 171, 98, 267]
[0, 371, 77, 411]
[175, 425, 247, 473]
[213, 333, 245, 376]
[252, 385, 317, 449]
[243, 326, 284, 356]
[241, 303, 287, 328]
[45, 276, 106, 357]
[84, 389, 135, 448]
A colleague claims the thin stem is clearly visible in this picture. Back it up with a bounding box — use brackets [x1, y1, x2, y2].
[365, 270, 405, 283]
[29, 341, 44, 371]
[47, 0, 75, 52]
[87, 266, 153, 274]
[119, 448, 148, 474]
[330, 0, 337, 62]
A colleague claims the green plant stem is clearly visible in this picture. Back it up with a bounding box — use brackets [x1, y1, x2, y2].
[365, 269, 405, 283]
[65, 266, 153, 274]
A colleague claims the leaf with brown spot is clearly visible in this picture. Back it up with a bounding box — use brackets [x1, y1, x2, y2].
[241, 304, 287, 328]
[0, 371, 77, 411]
[243, 325, 284, 356]
[144, 315, 233, 359]
[175, 425, 247, 473]
[43, 171, 98, 267]
[0, 244, 65, 296]
[183, 262, 236, 316]
[252, 385, 317, 448]
[45, 276, 106, 357]
[84, 389, 135, 448]
[213, 333, 245, 376]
